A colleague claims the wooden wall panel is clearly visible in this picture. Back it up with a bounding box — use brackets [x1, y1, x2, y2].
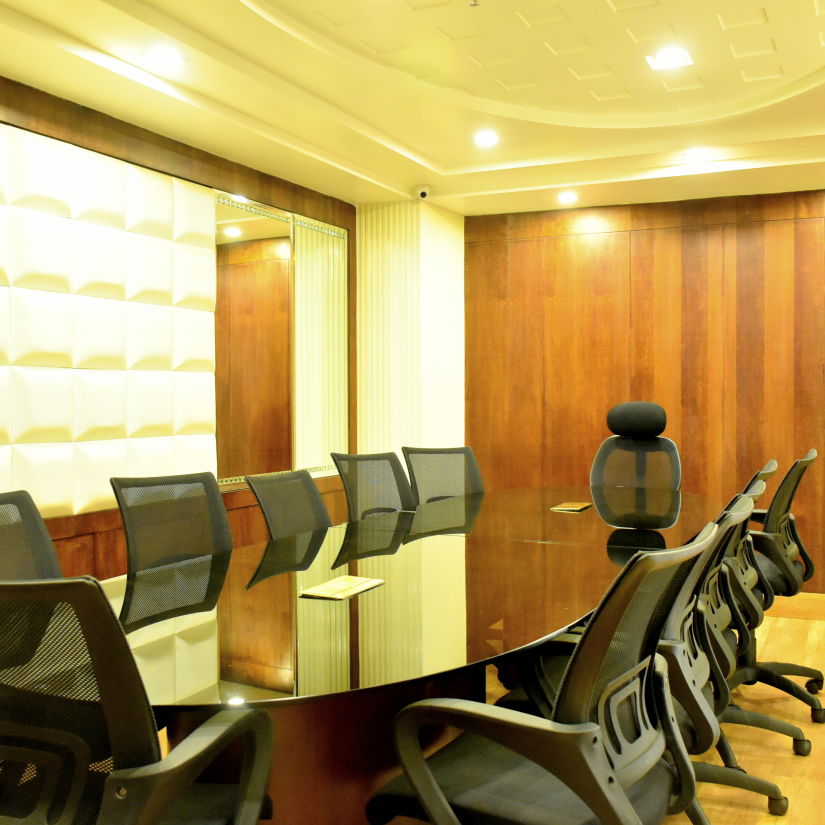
[216, 239, 292, 479]
[466, 190, 825, 590]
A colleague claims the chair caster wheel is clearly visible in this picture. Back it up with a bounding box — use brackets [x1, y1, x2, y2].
[793, 738, 812, 756]
[806, 678, 823, 695]
[768, 796, 789, 816]
[811, 707, 825, 724]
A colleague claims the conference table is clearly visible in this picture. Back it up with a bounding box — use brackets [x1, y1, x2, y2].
[156, 484, 716, 825]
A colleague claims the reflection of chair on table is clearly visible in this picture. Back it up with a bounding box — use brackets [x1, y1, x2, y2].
[245, 470, 332, 587]
[331, 452, 416, 520]
[0, 490, 62, 580]
[332, 511, 414, 569]
[110, 472, 233, 634]
[402, 445, 484, 505]
[0, 576, 273, 825]
[403, 492, 485, 544]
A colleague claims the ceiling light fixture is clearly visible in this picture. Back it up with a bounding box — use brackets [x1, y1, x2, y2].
[474, 129, 499, 149]
[141, 44, 186, 76]
[645, 46, 693, 71]
[681, 147, 715, 163]
[557, 191, 578, 205]
[230, 194, 249, 203]
[223, 226, 242, 238]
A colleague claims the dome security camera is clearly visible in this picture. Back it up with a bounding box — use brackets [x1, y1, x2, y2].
[413, 185, 431, 199]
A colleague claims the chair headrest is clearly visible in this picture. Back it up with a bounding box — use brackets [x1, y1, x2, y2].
[607, 401, 666, 438]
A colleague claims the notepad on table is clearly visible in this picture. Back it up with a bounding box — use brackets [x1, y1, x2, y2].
[550, 501, 592, 513]
[300, 575, 384, 600]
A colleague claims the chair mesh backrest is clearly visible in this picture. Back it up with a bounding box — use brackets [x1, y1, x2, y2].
[0, 491, 62, 580]
[590, 436, 682, 490]
[246, 470, 332, 539]
[551, 521, 718, 727]
[111, 473, 233, 634]
[762, 449, 817, 533]
[401, 447, 485, 505]
[331, 452, 415, 520]
[246, 531, 328, 587]
[332, 512, 412, 567]
[403, 492, 485, 543]
[0, 578, 159, 825]
[741, 459, 778, 493]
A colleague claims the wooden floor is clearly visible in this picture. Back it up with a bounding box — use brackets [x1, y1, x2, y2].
[665, 591, 825, 825]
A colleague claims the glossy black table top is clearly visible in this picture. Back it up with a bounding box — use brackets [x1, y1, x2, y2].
[154, 485, 717, 708]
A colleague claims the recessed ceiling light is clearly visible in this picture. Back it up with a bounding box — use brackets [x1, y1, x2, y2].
[645, 46, 693, 71]
[223, 226, 242, 238]
[681, 147, 715, 163]
[557, 191, 578, 205]
[142, 44, 186, 76]
[227, 696, 245, 706]
[474, 129, 499, 149]
[230, 194, 249, 203]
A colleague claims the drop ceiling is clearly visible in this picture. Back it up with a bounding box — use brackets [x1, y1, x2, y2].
[0, 0, 824, 214]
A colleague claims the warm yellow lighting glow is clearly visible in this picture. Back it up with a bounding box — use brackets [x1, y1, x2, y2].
[575, 215, 610, 234]
[276, 241, 291, 259]
[142, 44, 186, 76]
[227, 696, 245, 705]
[473, 129, 499, 149]
[645, 46, 693, 70]
[230, 194, 249, 203]
[557, 190, 578, 205]
[681, 147, 716, 163]
[223, 226, 242, 238]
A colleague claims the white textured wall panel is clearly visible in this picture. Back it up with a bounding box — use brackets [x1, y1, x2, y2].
[293, 220, 348, 469]
[74, 371, 128, 441]
[126, 166, 174, 239]
[71, 150, 126, 229]
[6, 129, 75, 219]
[72, 222, 128, 300]
[127, 303, 174, 371]
[174, 371, 216, 435]
[174, 246, 216, 311]
[12, 443, 74, 517]
[0, 125, 217, 515]
[9, 288, 73, 368]
[6, 209, 72, 292]
[10, 367, 73, 443]
[74, 295, 127, 369]
[0, 368, 9, 444]
[127, 371, 175, 437]
[173, 307, 215, 372]
[126, 235, 173, 305]
[74, 439, 129, 514]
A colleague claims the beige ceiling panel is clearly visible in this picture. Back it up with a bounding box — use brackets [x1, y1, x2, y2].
[741, 63, 784, 82]
[513, 3, 570, 27]
[543, 34, 591, 56]
[716, 6, 769, 30]
[624, 21, 675, 44]
[728, 37, 778, 59]
[605, 0, 662, 13]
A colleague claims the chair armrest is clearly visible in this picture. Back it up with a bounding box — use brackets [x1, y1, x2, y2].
[788, 514, 815, 582]
[749, 509, 767, 526]
[97, 708, 272, 825]
[394, 698, 643, 825]
[749, 531, 801, 595]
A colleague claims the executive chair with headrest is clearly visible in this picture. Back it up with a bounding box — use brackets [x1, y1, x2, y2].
[110, 472, 233, 635]
[331, 452, 415, 521]
[590, 401, 682, 528]
[401, 446, 485, 505]
[0, 489, 62, 580]
[0, 575, 273, 825]
[366, 523, 721, 825]
[244, 470, 332, 586]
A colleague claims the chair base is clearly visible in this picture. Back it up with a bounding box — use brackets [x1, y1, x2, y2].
[693, 762, 787, 816]
[733, 662, 824, 722]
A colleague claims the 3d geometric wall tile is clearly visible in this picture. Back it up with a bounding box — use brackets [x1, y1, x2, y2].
[74, 439, 130, 514]
[0, 367, 9, 444]
[12, 442, 75, 517]
[71, 150, 126, 229]
[9, 287, 74, 368]
[174, 371, 216, 435]
[126, 302, 174, 371]
[127, 371, 175, 438]
[173, 179, 216, 248]
[0, 208, 8, 285]
[126, 234, 173, 305]
[126, 165, 174, 239]
[73, 295, 128, 369]
[173, 307, 215, 372]
[0, 285, 8, 364]
[6, 208, 73, 292]
[127, 435, 176, 477]
[74, 370, 128, 441]
[174, 245, 217, 311]
[174, 434, 218, 477]
[72, 222, 128, 300]
[0, 445, 11, 492]
[10, 366, 74, 443]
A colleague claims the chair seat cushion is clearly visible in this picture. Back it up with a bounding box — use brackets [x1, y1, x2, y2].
[754, 552, 803, 596]
[366, 731, 674, 825]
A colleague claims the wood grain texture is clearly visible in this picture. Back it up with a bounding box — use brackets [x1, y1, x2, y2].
[216, 240, 292, 478]
[466, 191, 825, 590]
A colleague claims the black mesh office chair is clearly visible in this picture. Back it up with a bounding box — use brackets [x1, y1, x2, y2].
[244, 471, 332, 586]
[729, 450, 824, 721]
[0, 490, 62, 579]
[401, 446, 485, 505]
[366, 522, 721, 825]
[590, 402, 682, 528]
[110, 473, 233, 634]
[0, 576, 272, 825]
[331, 452, 415, 520]
[332, 511, 413, 568]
